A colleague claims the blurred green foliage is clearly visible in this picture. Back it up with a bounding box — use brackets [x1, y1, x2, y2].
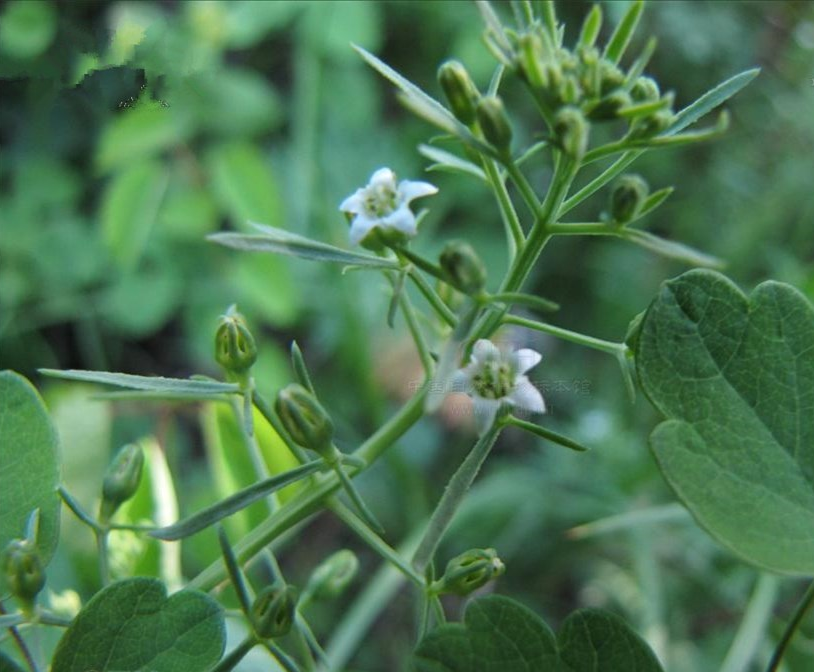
[2, 1, 814, 670]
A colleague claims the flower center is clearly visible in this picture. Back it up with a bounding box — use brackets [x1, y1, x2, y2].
[472, 361, 513, 399]
[363, 183, 398, 218]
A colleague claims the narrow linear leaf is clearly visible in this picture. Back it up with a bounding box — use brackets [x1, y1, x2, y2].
[621, 229, 724, 268]
[39, 369, 240, 395]
[603, 0, 644, 65]
[51, 578, 225, 672]
[209, 226, 399, 270]
[577, 4, 602, 49]
[666, 67, 759, 135]
[0, 371, 60, 594]
[150, 460, 323, 540]
[624, 36, 657, 85]
[217, 527, 252, 615]
[489, 292, 559, 313]
[506, 416, 588, 452]
[637, 186, 674, 218]
[419, 145, 487, 182]
[475, 1, 513, 53]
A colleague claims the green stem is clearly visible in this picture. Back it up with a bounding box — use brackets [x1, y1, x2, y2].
[97, 529, 110, 586]
[766, 579, 814, 672]
[188, 389, 427, 592]
[210, 636, 256, 672]
[485, 291, 559, 313]
[412, 425, 502, 573]
[396, 247, 446, 282]
[397, 280, 434, 375]
[720, 574, 778, 672]
[330, 500, 425, 587]
[332, 463, 384, 534]
[482, 158, 524, 258]
[502, 314, 625, 356]
[37, 611, 73, 628]
[407, 267, 458, 328]
[559, 150, 642, 217]
[504, 160, 543, 218]
[502, 415, 587, 452]
[0, 602, 39, 672]
[548, 222, 614, 235]
[58, 486, 101, 532]
[264, 642, 302, 672]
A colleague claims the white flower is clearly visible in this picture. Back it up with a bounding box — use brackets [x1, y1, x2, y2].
[339, 168, 438, 247]
[453, 339, 545, 435]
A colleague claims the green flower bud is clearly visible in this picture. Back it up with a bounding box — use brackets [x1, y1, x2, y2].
[587, 90, 632, 121]
[439, 240, 487, 295]
[100, 443, 144, 522]
[214, 305, 257, 377]
[624, 310, 646, 352]
[610, 174, 649, 224]
[598, 61, 625, 96]
[251, 583, 297, 639]
[517, 33, 547, 90]
[631, 76, 660, 103]
[430, 548, 505, 596]
[438, 60, 480, 126]
[554, 107, 589, 160]
[3, 539, 45, 610]
[476, 96, 512, 154]
[306, 549, 359, 601]
[628, 109, 673, 139]
[275, 383, 334, 457]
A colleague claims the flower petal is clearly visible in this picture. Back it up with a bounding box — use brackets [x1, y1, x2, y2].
[381, 206, 417, 237]
[472, 397, 501, 435]
[472, 339, 500, 363]
[398, 179, 438, 204]
[369, 167, 397, 189]
[508, 377, 545, 414]
[510, 348, 542, 375]
[339, 189, 365, 215]
[349, 214, 378, 246]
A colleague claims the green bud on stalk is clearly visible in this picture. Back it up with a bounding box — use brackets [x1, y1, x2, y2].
[439, 240, 487, 295]
[430, 548, 505, 596]
[214, 305, 257, 379]
[306, 549, 359, 601]
[100, 443, 144, 522]
[275, 384, 334, 457]
[629, 109, 673, 139]
[251, 583, 297, 639]
[438, 60, 480, 126]
[631, 76, 660, 102]
[587, 90, 631, 121]
[554, 107, 589, 160]
[476, 96, 513, 154]
[3, 539, 45, 612]
[610, 174, 649, 224]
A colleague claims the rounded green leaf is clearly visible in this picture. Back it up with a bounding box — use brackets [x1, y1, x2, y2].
[0, 371, 60, 594]
[0, 1, 56, 60]
[413, 595, 663, 672]
[51, 578, 225, 672]
[636, 269, 814, 574]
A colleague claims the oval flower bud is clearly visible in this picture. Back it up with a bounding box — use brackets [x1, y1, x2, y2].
[275, 384, 334, 457]
[476, 96, 512, 154]
[631, 76, 660, 103]
[554, 107, 589, 160]
[430, 548, 505, 596]
[610, 174, 649, 224]
[306, 549, 359, 601]
[438, 60, 480, 126]
[439, 240, 487, 295]
[587, 90, 631, 121]
[100, 443, 144, 522]
[251, 583, 297, 639]
[3, 539, 45, 609]
[214, 305, 257, 377]
[628, 109, 673, 139]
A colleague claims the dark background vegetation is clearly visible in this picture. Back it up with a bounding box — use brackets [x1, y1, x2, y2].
[1, 1, 813, 670]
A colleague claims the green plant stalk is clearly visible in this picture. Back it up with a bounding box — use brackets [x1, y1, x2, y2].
[504, 160, 543, 217]
[330, 500, 425, 587]
[189, 389, 427, 592]
[721, 574, 778, 672]
[412, 424, 502, 573]
[211, 636, 256, 672]
[97, 529, 110, 586]
[407, 267, 458, 327]
[502, 314, 625, 356]
[264, 642, 302, 672]
[481, 157, 524, 257]
[0, 602, 39, 672]
[399, 288, 434, 375]
[766, 579, 814, 672]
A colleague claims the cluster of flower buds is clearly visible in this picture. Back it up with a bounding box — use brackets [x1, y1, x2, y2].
[251, 582, 297, 639]
[429, 547, 505, 597]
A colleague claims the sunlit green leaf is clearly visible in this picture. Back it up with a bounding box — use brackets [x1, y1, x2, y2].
[39, 369, 240, 395]
[0, 371, 60, 595]
[603, 0, 644, 65]
[51, 578, 225, 672]
[413, 595, 663, 671]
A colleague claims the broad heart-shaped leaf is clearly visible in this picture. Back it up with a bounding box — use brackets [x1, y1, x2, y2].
[636, 270, 814, 574]
[0, 371, 60, 595]
[413, 595, 663, 672]
[51, 578, 225, 672]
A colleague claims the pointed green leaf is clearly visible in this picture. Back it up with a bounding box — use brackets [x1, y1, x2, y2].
[636, 186, 674, 219]
[51, 578, 225, 672]
[603, 0, 644, 64]
[621, 229, 724, 268]
[150, 460, 322, 540]
[413, 595, 663, 671]
[666, 68, 759, 135]
[577, 5, 602, 49]
[39, 370, 240, 395]
[0, 371, 60, 595]
[419, 145, 487, 182]
[100, 160, 169, 270]
[637, 270, 814, 574]
[209, 225, 400, 269]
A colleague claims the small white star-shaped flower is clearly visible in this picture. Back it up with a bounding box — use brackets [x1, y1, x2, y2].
[453, 339, 545, 435]
[339, 168, 437, 247]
